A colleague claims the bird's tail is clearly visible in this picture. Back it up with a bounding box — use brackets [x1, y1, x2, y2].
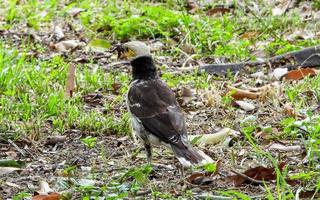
[171, 144, 213, 167]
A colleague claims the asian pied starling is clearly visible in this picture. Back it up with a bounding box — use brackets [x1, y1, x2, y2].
[118, 41, 213, 167]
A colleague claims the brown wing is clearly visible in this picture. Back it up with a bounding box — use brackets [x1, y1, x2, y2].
[127, 78, 187, 145]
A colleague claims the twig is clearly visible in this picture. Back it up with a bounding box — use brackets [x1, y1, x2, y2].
[8, 139, 26, 157]
[230, 169, 267, 185]
[135, 189, 151, 196]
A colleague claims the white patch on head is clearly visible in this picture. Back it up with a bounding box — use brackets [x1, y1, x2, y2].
[124, 41, 151, 57]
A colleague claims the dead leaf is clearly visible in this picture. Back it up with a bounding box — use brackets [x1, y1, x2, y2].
[207, 6, 231, 16]
[53, 40, 85, 53]
[234, 100, 255, 111]
[82, 93, 104, 106]
[227, 85, 260, 100]
[181, 87, 193, 98]
[268, 143, 302, 152]
[67, 7, 85, 17]
[181, 44, 195, 54]
[228, 163, 286, 186]
[299, 190, 320, 199]
[285, 68, 317, 80]
[45, 136, 67, 146]
[272, 0, 292, 16]
[283, 103, 298, 117]
[111, 83, 122, 94]
[186, 172, 213, 185]
[189, 128, 239, 146]
[37, 180, 54, 194]
[65, 64, 76, 98]
[240, 31, 259, 39]
[270, 68, 288, 80]
[0, 167, 22, 176]
[186, 0, 199, 14]
[32, 193, 60, 200]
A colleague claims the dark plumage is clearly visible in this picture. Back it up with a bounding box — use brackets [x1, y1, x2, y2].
[127, 55, 213, 167]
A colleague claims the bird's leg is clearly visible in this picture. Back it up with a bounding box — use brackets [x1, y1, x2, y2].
[178, 162, 185, 179]
[144, 142, 152, 164]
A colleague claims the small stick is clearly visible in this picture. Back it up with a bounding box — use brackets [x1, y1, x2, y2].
[8, 139, 26, 157]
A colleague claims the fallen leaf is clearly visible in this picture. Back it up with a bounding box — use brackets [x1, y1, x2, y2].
[181, 43, 195, 54]
[186, 0, 199, 14]
[0, 167, 22, 176]
[228, 163, 286, 186]
[283, 103, 298, 117]
[179, 87, 194, 105]
[186, 172, 213, 185]
[189, 128, 239, 146]
[270, 68, 288, 80]
[53, 40, 85, 53]
[234, 100, 255, 111]
[65, 64, 76, 98]
[240, 31, 259, 39]
[285, 68, 317, 80]
[272, 0, 291, 16]
[207, 6, 231, 16]
[37, 180, 54, 194]
[45, 136, 67, 146]
[32, 193, 60, 200]
[299, 190, 320, 199]
[268, 143, 302, 152]
[227, 85, 260, 100]
[67, 7, 85, 16]
[111, 83, 122, 94]
[82, 92, 104, 106]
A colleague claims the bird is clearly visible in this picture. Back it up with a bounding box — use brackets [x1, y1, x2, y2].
[118, 41, 213, 167]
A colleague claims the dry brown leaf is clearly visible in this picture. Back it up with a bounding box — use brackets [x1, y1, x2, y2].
[228, 163, 286, 186]
[227, 85, 260, 100]
[32, 193, 60, 200]
[186, 0, 199, 14]
[239, 31, 259, 39]
[285, 68, 317, 80]
[65, 64, 76, 98]
[186, 172, 213, 185]
[207, 6, 231, 16]
[111, 83, 122, 95]
[283, 103, 298, 117]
